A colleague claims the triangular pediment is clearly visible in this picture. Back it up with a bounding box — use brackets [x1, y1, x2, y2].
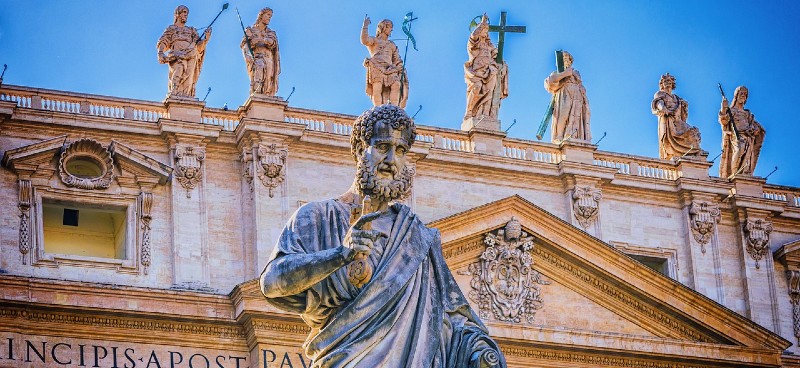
[428, 195, 790, 366]
[1, 135, 67, 178]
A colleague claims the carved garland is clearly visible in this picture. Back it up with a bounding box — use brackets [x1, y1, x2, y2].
[572, 186, 602, 228]
[58, 139, 115, 190]
[140, 193, 153, 275]
[688, 200, 720, 252]
[465, 217, 549, 324]
[788, 270, 800, 342]
[18, 179, 32, 265]
[257, 143, 288, 198]
[743, 218, 773, 269]
[174, 145, 206, 198]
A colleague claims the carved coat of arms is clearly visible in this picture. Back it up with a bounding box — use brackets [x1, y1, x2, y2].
[744, 218, 773, 268]
[257, 143, 288, 198]
[466, 217, 549, 323]
[688, 201, 720, 252]
[174, 145, 205, 198]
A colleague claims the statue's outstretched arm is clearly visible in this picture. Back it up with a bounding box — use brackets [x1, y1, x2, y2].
[260, 246, 351, 298]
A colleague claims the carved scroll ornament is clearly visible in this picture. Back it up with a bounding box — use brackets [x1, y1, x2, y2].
[140, 192, 153, 275]
[787, 270, 800, 341]
[18, 179, 32, 265]
[257, 143, 287, 198]
[240, 146, 255, 194]
[466, 217, 549, 324]
[744, 218, 773, 268]
[689, 201, 720, 252]
[174, 145, 206, 198]
[573, 186, 602, 228]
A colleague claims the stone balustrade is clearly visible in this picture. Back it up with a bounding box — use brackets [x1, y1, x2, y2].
[1, 83, 798, 208]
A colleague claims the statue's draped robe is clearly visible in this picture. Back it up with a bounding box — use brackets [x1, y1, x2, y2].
[362, 36, 409, 108]
[651, 91, 701, 159]
[242, 25, 280, 95]
[157, 25, 206, 98]
[265, 200, 505, 368]
[719, 107, 765, 178]
[464, 35, 508, 119]
[544, 70, 590, 143]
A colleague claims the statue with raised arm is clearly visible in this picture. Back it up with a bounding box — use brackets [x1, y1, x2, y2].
[651, 73, 703, 160]
[361, 17, 408, 108]
[544, 51, 590, 143]
[719, 86, 765, 177]
[157, 5, 211, 99]
[260, 104, 505, 368]
[464, 14, 508, 121]
[242, 7, 280, 96]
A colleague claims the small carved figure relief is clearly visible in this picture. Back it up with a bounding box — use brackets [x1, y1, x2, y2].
[719, 86, 766, 178]
[257, 143, 287, 198]
[688, 200, 720, 252]
[651, 73, 703, 160]
[572, 186, 602, 229]
[787, 270, 800, 341]
[242, 7, 280, 96]
[466, 217, 549, 324]
[18, 179, 31, 265]
[464, 14, 507, 121]
[361, 16, 408, 108]
[140, 192, 153, 275]
[174, 145, 206, 198]
[743, 218, 773, 268]
[544, 51, 590, 143]
[157, 5, 212, 99]
[58, 139, 115, 190]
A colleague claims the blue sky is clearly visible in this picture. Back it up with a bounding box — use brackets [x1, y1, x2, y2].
[1, 1, 798, 186]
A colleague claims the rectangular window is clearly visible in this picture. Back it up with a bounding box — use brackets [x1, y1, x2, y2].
[628, 254, 669, 276]
[42, 199, 127, 259]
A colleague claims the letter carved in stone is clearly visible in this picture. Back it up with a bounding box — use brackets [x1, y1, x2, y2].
[743, 218, 773, 268]
[787, 270, 800, 341]
[257, 143, 287, 198]
[174, 145, 205, 198]
[573, 186, 602, 229]
[140, 192, 153, 275]
[466, 217, 549, 323]
[18, 179, 32, 265]
[689, 201, 720, 252]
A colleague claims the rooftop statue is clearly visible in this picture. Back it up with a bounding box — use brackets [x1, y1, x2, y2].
[544, 51, 590, 143]
[260, 105, 505, 368]
[361, 17, 409, 108]
[241, 7, 280, 96]
[651, 73, 703, 160]
[157, 5, 212, 99]
[464, 14, 508, 122]
[719, 86, 765, 178]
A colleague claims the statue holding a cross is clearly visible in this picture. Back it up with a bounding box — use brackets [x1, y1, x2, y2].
[463, 13, 525, 131]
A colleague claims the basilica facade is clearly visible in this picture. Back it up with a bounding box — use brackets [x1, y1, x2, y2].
[0, 80, 799, 367]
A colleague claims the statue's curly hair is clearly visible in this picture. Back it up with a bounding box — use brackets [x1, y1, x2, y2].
[350, 104, 416, 161]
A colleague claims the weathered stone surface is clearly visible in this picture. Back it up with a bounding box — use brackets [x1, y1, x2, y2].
[157, 5, 211, 99]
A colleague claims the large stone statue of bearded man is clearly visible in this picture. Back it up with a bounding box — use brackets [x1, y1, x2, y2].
[157, 5, 211, 99]
[260, 104, 505, 368]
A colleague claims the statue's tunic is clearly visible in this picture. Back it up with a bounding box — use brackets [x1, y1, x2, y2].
[362, 36, 408, 107]
[265, 199, 504, 368]
[719, 107, 765, 177]
[242, 25, 280, 95]
[651, 91, 701, 159]
[157, 24, 205, 98]
[544, 70, 590, 143]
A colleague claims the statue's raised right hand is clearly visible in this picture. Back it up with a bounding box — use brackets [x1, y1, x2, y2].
[343, 211, 386, 261]
[363, 15, 371, 28]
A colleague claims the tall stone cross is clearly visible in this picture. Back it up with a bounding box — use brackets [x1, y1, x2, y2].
[489, 11, 526, 63]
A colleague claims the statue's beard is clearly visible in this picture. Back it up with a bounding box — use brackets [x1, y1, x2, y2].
[356, 156, 414, 204]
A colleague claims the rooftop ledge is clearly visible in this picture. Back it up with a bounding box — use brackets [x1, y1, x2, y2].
[1, 84, 798, 208]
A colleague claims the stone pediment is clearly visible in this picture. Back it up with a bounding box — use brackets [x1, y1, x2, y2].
[2, 136, 172, 189]
[429, 195, 791, 367]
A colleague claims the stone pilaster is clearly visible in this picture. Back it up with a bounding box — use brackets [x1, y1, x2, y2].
[734, 206, 779, 332]
[681, 192, 724, 301]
